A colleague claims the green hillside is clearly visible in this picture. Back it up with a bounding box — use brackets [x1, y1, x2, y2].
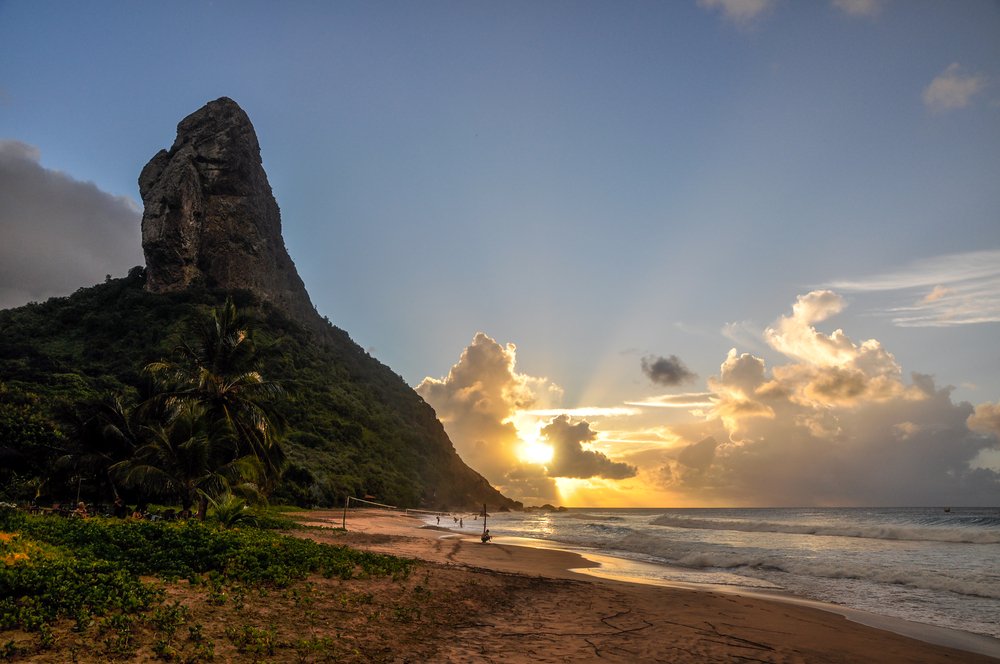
[0, 267, 516, 511]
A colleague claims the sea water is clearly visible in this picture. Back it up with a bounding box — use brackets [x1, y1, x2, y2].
[443, 507, 1000, 640]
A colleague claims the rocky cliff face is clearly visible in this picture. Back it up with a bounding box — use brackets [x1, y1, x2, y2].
[133, 98, 518, 510]
[139, 97, 317, 327]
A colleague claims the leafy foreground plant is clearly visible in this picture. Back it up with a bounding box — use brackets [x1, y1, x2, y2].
[0, 508, 411, 660]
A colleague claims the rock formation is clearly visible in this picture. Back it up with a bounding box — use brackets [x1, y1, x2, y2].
[139, 97, 317, 327]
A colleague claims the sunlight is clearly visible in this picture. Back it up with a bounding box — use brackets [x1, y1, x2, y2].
[509, 414, 555, 465]
[518, 439, 554, 465]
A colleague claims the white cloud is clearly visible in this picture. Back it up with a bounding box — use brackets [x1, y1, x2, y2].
[721, 319, 766, 352]
[665, 293, 1000, 505]
[421, 298, 1000, 506]
[626, 393, 716, 409]
[418, 333, 646, 503]
[825, 250, 1000, 327]
[416, 332, 566, 502]
[762, 290, 918, 407]
[521, 407, 643, 418]
[922, 63, 988, 113]
[968, 401, 1000, 439]
[832, 0, 885, 18]
[416, 332, 560, 482]
[697, 0, 776, 25]
[0, 140, 143, 309]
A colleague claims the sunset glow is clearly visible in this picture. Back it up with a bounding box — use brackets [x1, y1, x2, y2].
[2, 2, 997, 510]
[518, 439, 554, 466]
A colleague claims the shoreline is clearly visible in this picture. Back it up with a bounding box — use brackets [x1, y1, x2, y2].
[298, 508, 1000, 662]
[514, 537, 1000, 659]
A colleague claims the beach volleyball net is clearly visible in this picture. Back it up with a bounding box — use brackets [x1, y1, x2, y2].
[339, 497, 458, 530]
[344, 496, 399, 512]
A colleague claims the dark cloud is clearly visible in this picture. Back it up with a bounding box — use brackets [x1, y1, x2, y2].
[641, 354, 696, 386]
[677, 436, 717, 471]
[0, 140, 143, 309]
[541, 415, 637, 480]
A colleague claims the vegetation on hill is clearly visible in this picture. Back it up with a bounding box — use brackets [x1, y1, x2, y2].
[0, 268, 515, 511]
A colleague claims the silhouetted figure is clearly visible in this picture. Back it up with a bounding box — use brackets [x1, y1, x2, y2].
[481, 529, 492, 543]
[113, 498, 128, 519]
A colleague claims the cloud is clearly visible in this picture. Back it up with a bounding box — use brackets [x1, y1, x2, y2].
[968, 401, 1000, 439]
[721, 319, 766, 352]
[418, 333, 643, 502]
[825, 250, 1000, 327]
[661, 293, 1000, 505]
[422, 299, 1000, 507]
[920, 285, 953, 303]
[521, 407, 642, 418]
[696, 368, 999, 505]
[697, 0, 775, 25]
[0, 140, 143, 309]
[626, 392, 716, 409]
[922, 63, 988, 113]
[416, 332, 561, 481]
[761, 290, 917, 408]
[541, 415, 637, 480]
[657, 437, 719, 487]
[641, 354, 697, 386]
[832, 0, 885, 18]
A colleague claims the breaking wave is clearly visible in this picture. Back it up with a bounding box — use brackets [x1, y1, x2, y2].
[649, 515, 1000, 544]
[601, 532, 1000, 600]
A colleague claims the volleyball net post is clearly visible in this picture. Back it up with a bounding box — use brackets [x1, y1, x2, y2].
[341, 495, 399, 530]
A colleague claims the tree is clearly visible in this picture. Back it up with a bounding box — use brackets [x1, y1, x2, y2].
[0, 384, 66, 501]
[111, 401, 264, 518]
[139, 298, 285, 517]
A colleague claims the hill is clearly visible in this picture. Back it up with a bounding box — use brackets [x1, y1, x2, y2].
[0, 96, 517, 511]
[0, 271, 517, 510]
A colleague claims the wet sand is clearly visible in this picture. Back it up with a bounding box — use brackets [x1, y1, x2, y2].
[293, 508, 1000, 663]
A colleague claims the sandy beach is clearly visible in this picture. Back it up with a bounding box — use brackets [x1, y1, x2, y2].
[294, 508, 1000, 663]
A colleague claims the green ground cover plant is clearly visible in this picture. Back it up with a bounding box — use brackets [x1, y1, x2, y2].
[0, 507, 411, 660]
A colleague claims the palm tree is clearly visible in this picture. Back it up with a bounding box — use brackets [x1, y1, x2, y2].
[52, 392, 147, 504]
[111, 401, 264, 519]
[143, 298, 286, 512]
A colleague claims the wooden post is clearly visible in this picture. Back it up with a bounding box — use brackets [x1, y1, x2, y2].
[342, 496, 349, 530]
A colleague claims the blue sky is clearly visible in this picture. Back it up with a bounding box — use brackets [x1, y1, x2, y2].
[2, 1, 999, 505]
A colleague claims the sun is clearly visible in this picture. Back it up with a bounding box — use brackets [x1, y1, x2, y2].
[518, 440, 554, 465]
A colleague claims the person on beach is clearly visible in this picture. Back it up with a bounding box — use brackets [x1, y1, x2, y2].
[481, 529, 492, 543]
[436, 516, 440, 525]
[460, 518, 463, 528]
[112, 497, 127, 519]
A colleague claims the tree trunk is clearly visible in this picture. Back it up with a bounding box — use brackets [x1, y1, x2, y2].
[197, 494, 209, 521]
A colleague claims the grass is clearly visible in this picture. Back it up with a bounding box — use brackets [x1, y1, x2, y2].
[0, 506, 412, 661]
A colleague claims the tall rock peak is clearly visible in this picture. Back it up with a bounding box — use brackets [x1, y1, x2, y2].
[139, 97, 317, 326]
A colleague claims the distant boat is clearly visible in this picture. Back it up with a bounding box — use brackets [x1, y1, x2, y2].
[943, 507, 951, 512]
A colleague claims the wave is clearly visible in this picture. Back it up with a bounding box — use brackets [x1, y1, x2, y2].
[669, 549, 1000, 600]
[591, 532, 1000, 600]
[566, 512, 625, 522]
[649, 515, 1000, 544]
[582, 523, 634, 536]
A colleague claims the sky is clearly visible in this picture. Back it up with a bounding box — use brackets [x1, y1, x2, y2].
[2, 0, 999, 507]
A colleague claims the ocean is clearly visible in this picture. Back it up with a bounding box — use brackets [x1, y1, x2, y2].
[433, 507, 1000, 642]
